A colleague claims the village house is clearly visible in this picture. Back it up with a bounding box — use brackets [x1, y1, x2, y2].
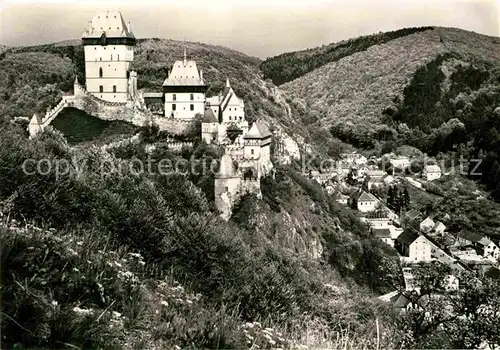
[340, 152, 367, 165]
[372, 228, 393, 246]
[395, 230, 433, 262]
[423, 164, 442, 181]
[405, 209, 422, 222]
[454, 232, 500, 262]
[349, 190, 380, 212]
[420, 217, 435, 233]
[390, 155, 411, 170]
[433, 221, 446, 235]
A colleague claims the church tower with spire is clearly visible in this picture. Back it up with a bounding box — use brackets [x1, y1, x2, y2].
[82, 10, 136, 102]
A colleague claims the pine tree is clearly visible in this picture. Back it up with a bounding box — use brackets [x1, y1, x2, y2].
[402, 187, 411, 210]
[387, 186, 395, 209]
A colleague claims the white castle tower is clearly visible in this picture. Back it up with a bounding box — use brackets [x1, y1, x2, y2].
[82, 10, 136, 102]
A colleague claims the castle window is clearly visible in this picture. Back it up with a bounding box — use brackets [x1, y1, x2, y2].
[99, 85, 103, 93]
[173, 94, 176, 101]
[99, 67, 103, 78]
[251, 149, 254, 155]
[190, 104, 194, 111]
[110, 54, 113, 60]
[100, 57, 102, 61]
[113, 85, 116, 93]
[117, 54, 119, 60]
[190, 94, 194, 101]
[172, 104, 176, 111]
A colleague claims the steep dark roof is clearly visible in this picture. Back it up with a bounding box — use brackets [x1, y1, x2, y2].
[202, 108, 217, 123]
[457, 231, 484, 244]
[393, 293, 411, 309]
[244, 121, 272, 139]
[396, 229, 420, 245]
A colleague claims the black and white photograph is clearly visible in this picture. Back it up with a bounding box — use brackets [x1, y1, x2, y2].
[0, 0, 499, 348]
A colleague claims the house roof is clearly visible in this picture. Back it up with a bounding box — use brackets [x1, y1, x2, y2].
[82, 11, 134, 39]
[457, 231, 485, 244]
[393, 293, 411, 308]
[372, 228, 392, 238]
[143, 92, 163, 98]
[162, 58, 205, 87]
[216, 154, 237, 178]
[202, 108, 218, 123]
[405, 209, 421, 221]
[244, 121, 272, 139]
[396, 229, 421, 245]
[433, 221, 446, 231]
[358, 191, 378, 202]
[420, 217, 435, 227]
[425, 164, 441, 173]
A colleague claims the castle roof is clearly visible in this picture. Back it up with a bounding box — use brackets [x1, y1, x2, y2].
[202, 108, 218, 123]
[244, 121, 272, 139]
[217, 154, 237, 178]
[162, 58, 205, 87]
[82, 11, 134, 39]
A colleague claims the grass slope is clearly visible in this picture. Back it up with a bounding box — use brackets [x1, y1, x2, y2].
[51, 107, 138, 144]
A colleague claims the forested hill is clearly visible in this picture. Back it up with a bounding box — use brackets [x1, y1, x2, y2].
[260, 27, 434, 85]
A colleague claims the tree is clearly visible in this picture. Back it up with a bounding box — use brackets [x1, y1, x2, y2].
[388, 186, 396, 208]
[402, 187, 411, 210]
[399, 263, 500, 349]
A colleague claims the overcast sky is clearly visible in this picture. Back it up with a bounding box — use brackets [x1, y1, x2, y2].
[1, 0, 498, 58]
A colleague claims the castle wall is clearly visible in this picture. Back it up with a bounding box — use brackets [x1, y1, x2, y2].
[214, 176, 241, 220]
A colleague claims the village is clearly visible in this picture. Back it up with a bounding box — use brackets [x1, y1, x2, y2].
[306, 151, 500, 312]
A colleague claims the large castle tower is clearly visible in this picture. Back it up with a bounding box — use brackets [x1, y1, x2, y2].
[82, 11, 136, 102]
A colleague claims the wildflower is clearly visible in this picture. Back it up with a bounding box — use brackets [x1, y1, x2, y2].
[106, 262, 113, 267]
[244, 322, 255, 328]
[245, 334, 254, 340]
[155, 309, 159, 314]
[161, 300, 168, 307]
[174, 346, 181, 350]
[268, 339, 276, 346]
[27, 246, 34, 250]
[186, 299, 193, 305]
[138, 261, 145, 266]
[112, 311, 122, 318]
[67, 248, 78, 256]
[76, 241, 83, 246]
[114, 261, 122, 268]
[73, 267, 80, 272]
[51, 300, 58, 306]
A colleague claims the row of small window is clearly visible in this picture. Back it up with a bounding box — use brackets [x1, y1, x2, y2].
[172, 94, 194, 101]
[99, 86, 117, 93]
[171, 104, 194, 111]
[95, 55, 120, 62]
[228, 116, 243, 121]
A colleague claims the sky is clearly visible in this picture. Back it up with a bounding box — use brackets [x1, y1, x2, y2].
[0, 0, 498, 58]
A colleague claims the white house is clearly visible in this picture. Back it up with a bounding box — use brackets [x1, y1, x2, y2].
[372, 228, 394, 246]
[433, 221, 446, 234]
[420, 217, 435, 233]
[423, 165, 442, 181]
[390, 155, 411, 170]
[350, 191, 379, 212]
[395, 230, 433, 262]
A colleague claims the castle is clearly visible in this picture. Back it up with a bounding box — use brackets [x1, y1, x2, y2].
[28, 10, 274, 220]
